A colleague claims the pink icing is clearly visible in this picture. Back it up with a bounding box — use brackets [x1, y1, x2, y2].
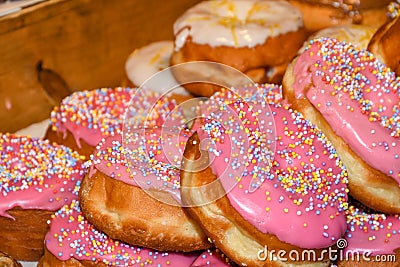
[191, 249, 232, 266]
[90, 128, 192, 203]
[344, 205, 400, 256]
[292, 37, 400, 183]
[0, 133, 84, 218]
[50, 87, 184, 148]
[45, 200, 199, 265]
[197, 84, 348, 249]
[50, 87, 133, 147]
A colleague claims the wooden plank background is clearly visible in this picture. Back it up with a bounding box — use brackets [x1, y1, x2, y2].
[0, 0, 200, 132]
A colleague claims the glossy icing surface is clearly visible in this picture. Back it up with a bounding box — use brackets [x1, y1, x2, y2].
[197, 84, 348, 249]
[50, 87, 134, 147]
[173, 0, 303, 49]
[344, 205, 400, 256]
[293, 38, 400, 183]
[91, 127, 191, 203]
[0, 133, 84, 218]
[191, 249, 233, 266]
[45, 200, 199, 265]
[297, 0, 391, 9]
[90, 90, 191, 204]
[125, 41, 189, 96]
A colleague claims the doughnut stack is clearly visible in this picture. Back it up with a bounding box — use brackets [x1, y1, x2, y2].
[2, 0, 400, 266]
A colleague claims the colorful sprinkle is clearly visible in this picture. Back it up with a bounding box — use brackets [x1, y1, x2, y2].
[0, 133, 84, 217]
[197, 84, 348, 249]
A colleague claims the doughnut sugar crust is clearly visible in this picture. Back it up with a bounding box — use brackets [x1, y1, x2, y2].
[180, 85, 349, 266]
[170, 0, 307, 96]
[38, 200, 200, 266]
[0, 133, 84, 261]
[288, 0, 391, 33]
[368, 15, 400, 76]
[79, 132, 211, 252]
[283, 38, 400, 213]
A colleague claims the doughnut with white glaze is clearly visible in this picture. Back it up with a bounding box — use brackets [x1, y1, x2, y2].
[368, 15, 400, 76]
[170, 0, 307, 96]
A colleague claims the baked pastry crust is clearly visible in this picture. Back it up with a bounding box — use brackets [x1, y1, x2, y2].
[79, 170, 211, 252]
[283, 59, 400, 214]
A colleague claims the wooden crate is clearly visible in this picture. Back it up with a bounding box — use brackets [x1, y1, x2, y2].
[0, 0, 200, 132]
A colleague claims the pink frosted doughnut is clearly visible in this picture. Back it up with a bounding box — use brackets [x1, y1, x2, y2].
[181, 84, 349, 266]
[283, 37, 400, 213]
[38, 200, 200, 266]
[79, 128, 211, 250]
[45, 87, 188, 158]
[45, 87, 135, 157]
[0, 133, 84, 261]
[191, 249, 235, 266]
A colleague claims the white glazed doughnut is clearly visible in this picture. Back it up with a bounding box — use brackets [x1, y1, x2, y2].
[173, 0, 304, 50]
[288, 0, 391, 33]
[125, 41, 189, 96]
[170, 0, 307, 96]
